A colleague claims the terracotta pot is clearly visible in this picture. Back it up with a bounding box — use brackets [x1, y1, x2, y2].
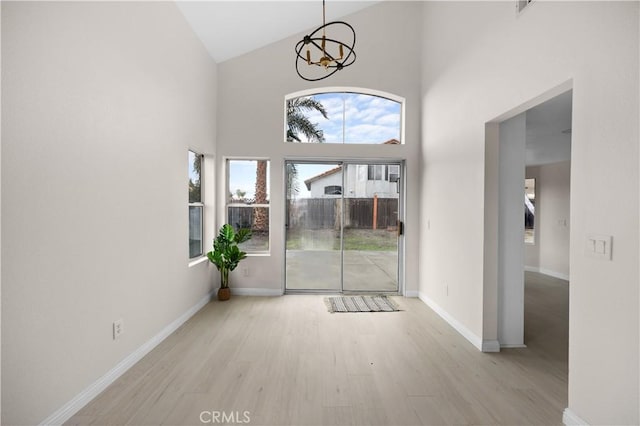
[217, 287, 231, 301]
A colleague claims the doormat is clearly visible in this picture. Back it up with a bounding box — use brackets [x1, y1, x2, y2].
[324, 295, 400, 313]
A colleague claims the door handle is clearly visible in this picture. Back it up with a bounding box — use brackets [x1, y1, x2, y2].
[397, 220, 404, 236]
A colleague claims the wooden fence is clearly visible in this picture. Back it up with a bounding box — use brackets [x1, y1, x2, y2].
[228, 198, 398, 231]
[287, 197, 398, 230]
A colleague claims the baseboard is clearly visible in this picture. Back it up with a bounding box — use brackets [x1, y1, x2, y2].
[525, 266, 569, 281]
[404, 290, 419, 298]
[39, 291, 213, 426]
[231, 287, 283, 296]
[418, 292, 484, 352]
[481, 340, 501, 352]
[563, 408, 589, 425]
[500, 343, 527, 348]
[539, 268, 569, 281]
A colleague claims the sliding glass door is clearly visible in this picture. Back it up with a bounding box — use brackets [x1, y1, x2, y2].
[342, 163, 400, 292]
[285, 162, 342, 291]
[285, 161, 402, 293]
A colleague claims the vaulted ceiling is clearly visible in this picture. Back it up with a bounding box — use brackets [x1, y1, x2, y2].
[176, 1, 572, 165]
[176, 1, 381, 63]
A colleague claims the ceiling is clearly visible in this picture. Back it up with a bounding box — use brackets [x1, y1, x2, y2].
[526, 90, 573, 166]
[177, 1, 572, 166]
[176, 1, 381, 63]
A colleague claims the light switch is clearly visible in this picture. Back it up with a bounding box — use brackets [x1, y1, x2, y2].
[585, 234, 612, 260]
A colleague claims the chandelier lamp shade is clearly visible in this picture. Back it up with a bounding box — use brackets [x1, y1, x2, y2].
[295, 0, 356, 81]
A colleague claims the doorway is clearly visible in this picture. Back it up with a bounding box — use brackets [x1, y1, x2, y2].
[485, 84, 572, 349]
[284, 160, 403, 293]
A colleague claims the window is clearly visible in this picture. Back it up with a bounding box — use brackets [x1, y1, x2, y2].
[188, 150, 203, 259]
[324, 185, 342, 195]
[368, 165, 386, 181]
[388, 165, 400, 182]
[227, 159, 270, 252]
[285, 91, 403, 144]
[525, 178, 536, 244]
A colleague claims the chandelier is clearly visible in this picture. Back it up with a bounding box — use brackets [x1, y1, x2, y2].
[295, 0, 356, 82]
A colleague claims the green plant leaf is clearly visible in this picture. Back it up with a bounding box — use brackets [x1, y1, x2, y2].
[207, 224, 252, 278]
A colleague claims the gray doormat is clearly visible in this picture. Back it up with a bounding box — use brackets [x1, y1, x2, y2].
[325, 295, 400, 313]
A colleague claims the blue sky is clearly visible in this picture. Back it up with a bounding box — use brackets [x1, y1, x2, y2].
[228, 161, 328, 201]
[298, 92, 401, 144]
[228, 160, 270, 201]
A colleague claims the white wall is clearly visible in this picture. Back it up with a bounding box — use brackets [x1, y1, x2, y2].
[309, 171, 342, 198]
[525, 162, 571, 280]
[498, 113, 526, 347]
[1, 2, 217, 424]
[421, 1, 638, 424]
[0, 3, 3, 419]
[216, 2, 423, 296]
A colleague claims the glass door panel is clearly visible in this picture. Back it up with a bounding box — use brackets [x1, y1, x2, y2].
[285, 162, 343, 291]
[342, 163, 400, 292]
[285, 161, 402, 293]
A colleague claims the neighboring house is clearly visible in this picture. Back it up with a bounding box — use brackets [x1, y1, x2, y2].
[304, 140, 400, 199]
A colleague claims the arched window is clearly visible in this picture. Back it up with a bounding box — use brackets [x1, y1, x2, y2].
[285, 89, 404, 145]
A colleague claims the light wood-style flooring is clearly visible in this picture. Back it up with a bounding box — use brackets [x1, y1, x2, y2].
[67, 272, 568, 425]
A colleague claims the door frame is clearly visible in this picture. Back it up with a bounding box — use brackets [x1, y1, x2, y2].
[283, 158, 405, 294]
[482, 79, 573, 351]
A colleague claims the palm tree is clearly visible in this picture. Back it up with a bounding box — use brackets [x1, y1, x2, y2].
[253, 161, 268, 232]
[286, 97, 328, 143]
[284, 96, 328, 199]
[253, 96, 328, 234]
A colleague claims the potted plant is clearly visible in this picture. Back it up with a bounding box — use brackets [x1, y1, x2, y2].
[207, 224, 252, 301]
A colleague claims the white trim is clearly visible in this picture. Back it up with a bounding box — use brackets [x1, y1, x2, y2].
[285, 86, 405, 106]
[188, 256, 208, 268]
[525, 265, 570, 281]
[39, 292, 213, 426]
[563, 408, 589, 425]
[482, 340, 501, 352]
[404, 290, 419, 298]
[501, 343, 527, 348]
[231, 287, 283, 297]
[538, 268, 569, 281]
[489, 79, 573, 124]
[419, 292, 484, 352]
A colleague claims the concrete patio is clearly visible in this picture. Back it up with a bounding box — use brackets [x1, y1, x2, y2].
[285, 249, 398, 292]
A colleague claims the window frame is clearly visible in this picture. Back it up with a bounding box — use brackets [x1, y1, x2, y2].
[188, 150, 204, 260]
[324, 185, 342, 195]
[368, 164, 387, 181]
[388, 165, 400, 182]
[284, 87, 406, 145]
[225, 158, 271, 255]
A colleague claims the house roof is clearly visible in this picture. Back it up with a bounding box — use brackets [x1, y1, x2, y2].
[302, 140, 400, 190]
[304, 166, 342, 191]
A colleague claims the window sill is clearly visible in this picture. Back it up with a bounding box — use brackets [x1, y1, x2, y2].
[188, 256, 209, 268]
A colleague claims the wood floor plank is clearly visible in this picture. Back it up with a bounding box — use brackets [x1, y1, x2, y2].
[67, 272, 568, 425]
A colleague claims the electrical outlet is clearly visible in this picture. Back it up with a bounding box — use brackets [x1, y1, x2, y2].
[242, 267, 250, 277]
[113, 319, 124, 340]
